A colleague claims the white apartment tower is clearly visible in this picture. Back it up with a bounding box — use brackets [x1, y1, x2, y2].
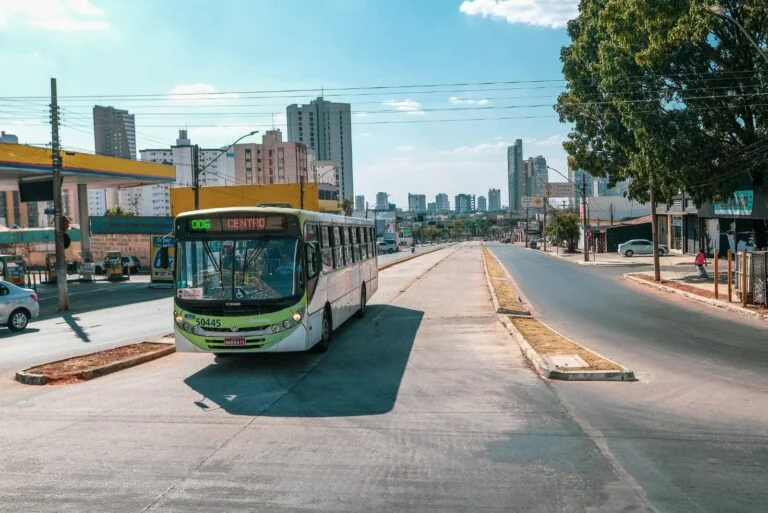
[287, 97, 353, 201]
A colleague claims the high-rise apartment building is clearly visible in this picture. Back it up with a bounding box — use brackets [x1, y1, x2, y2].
[488, 188, 501, 212]
[375, 192, 389, 210]
[435, 193, 450, 212]
[93, 105, 136, 213]
[455, 193, 475, 213]
[93, 105, 136, 159]
[234, 129, 308, 186]
[507, 139, 524, 212]
[408, 193, 427, 212]
[477, 195, 487, 212]
[569, 164, 594, 208]
[427, 202, 436, 213]
[287, 97, 353, 200]
[355, 195, 365, 212]
[532, 156, 548, 197]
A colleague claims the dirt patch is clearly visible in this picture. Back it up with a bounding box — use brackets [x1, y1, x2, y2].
[482, 246, 526, 311]
[26, 341, 173, 384]
[510, 317, 623, 371]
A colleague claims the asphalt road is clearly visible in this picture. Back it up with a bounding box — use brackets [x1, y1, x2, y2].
[0, 244, 653, 512]
[489, 242, 768, 512]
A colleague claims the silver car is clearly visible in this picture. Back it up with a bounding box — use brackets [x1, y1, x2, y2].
[0, 280, 40, 331]
[618, 239, 668, 257]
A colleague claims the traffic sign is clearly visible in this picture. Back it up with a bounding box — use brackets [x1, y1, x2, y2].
[521, 196, 544, 209]
[544, 182, 575, 197]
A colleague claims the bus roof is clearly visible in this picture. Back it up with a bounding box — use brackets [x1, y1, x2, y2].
[175, 206, 374, 226]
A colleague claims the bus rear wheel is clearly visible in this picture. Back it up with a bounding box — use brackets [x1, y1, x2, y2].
[311, 307, 332, 353]
[355, 285, 366, 319]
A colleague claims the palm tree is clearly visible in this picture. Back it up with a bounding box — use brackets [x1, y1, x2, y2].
[339, 198, 353, 216]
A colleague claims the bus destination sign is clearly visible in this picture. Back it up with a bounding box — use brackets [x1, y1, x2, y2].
[186, 214, 287, 233]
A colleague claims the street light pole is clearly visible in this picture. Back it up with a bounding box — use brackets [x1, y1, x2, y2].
[193, 130, 258, 210]
[708, 5, 768, 66]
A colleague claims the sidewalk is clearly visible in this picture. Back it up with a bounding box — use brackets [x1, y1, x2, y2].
[521, 242, 693, 267]
[625, 268, 768, 321]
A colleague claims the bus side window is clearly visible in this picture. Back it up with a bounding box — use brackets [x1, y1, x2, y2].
[321, 226, 333, 271]
[367, 227, 375, 257]
[333, 226, 343, 269]
[348, 227, 356, 263]
[359, 227, 367, 260]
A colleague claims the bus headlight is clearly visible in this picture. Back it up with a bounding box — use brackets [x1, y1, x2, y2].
[292, 312, 302, 323]
[282, 319, 292, 329]
[271, 324, 280, 333]
[192, 326, 204, 335]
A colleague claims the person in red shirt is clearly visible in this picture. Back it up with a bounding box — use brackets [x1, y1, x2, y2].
[695, 249, 708, 279]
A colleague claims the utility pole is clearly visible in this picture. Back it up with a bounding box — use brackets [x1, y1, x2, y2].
[582, 173, 589, 262]
[299, 176, 305, 209]
[50, 78, 68, 311]
[543, 200, 548, 252]
[525, 207, 529, 247]
[650, 186, 660, 281]
[610, 203, 614, 226]
[192, 145, 201, 210]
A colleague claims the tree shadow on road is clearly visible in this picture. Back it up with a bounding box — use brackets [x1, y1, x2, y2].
[183, 304, 423, 417]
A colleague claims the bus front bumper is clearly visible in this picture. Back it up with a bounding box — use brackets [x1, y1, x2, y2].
[175, 323, 309, 353]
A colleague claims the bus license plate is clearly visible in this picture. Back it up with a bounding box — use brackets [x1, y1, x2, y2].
[224, 338, 246, 346]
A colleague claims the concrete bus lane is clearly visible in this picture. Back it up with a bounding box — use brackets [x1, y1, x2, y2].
[488, 241, 768, 512]
[0, 243, 648, 513]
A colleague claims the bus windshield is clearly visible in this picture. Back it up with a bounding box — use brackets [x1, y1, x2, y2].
[176, 237, 303, 302]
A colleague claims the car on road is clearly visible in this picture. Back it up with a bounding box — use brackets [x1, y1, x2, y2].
[0, 280, 39, 331]
[93, 255, 141, 275]
[377, 241, 399, 254]
[618, 239, 668, 257]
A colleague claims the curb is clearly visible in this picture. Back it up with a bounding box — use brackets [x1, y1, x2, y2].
[15, 343, 175, 386]
[623, 273, 768, 322]
[378, 243, 456, 271]
[483, 246, 635, 381]
[480, 246, 531, 316]
[523, 246, 652, 267]
[497, 315, 635, 381]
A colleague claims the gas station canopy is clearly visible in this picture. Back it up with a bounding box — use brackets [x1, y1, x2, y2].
[0, 143, 174, 188]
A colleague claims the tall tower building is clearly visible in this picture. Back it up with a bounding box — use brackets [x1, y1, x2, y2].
[376, 192, 389, 210]
[287, 97, 353, 200]
[477, 195, 487, 212]
[355, 195, 365, 212]
[488, 188, 501, 211]
[435, 193, 450, 212]
[506, 139, 523, 212]
[93, 105, 136, 159]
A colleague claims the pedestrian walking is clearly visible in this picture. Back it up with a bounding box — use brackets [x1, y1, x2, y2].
[695, 249, 708, 279]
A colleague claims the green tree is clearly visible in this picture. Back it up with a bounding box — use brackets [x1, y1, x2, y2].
[545, 213, 580, 252]
[339, 198, 353, 217]
[104, 206, 133, 217]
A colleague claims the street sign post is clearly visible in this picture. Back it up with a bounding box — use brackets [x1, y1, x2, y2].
[544, 182, 575, 197]
[521, 196, 544, 209]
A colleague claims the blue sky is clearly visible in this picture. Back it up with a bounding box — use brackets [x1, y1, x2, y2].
[0, 0, 577, 208]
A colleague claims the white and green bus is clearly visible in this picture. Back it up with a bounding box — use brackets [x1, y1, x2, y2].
[173, 207, 378, 353]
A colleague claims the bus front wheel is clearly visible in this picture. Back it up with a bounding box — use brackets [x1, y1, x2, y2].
[311, 306, 332, 353]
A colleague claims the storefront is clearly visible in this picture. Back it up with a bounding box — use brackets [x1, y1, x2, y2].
[698, 187, 768, 255]
[655, 193, 700, 254]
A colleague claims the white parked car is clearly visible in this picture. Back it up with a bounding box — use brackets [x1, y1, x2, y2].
[377, 241, 398, 254]
[0, 280, 40, 331]
[618, 239, 668, 257]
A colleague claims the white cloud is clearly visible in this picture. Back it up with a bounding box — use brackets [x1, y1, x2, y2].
[382, 99, 425, 116]
[437, 140, 509, 155]
[357, 132, 371, 138]
[530, 134, 566, 147]
[459, 0, 578, 29]
[448, 96, 490, 105]
[395, 145, 415, 152]
[0, 0, 111, 31]
[355, 111, 368, 118]
[168, 83, 240, 105]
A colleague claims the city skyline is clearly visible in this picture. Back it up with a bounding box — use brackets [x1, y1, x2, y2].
[0, 0, 570, 212]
